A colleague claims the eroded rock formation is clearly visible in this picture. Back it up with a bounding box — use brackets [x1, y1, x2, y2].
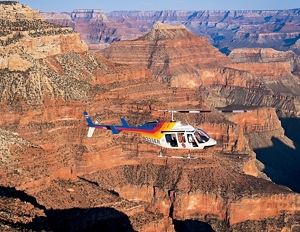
[99, 22, 300, 116]
[42, 9, 300, 56]
[1, 2, 300, 231]
[100, 22, 232, 88]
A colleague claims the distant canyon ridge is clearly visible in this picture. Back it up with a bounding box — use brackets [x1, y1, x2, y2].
[1, 2, 300, 231]
[42, 9, 300, 55]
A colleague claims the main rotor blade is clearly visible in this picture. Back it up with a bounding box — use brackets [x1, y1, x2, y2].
[97, 106, 253, 114]
[158, 109, 252, 114]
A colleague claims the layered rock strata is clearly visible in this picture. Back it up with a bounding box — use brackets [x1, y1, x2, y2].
[100, 22, 300, 115]
[0, 2, 300, 231]
[100, 22, 232, 88]
[42, 9, 300, 55]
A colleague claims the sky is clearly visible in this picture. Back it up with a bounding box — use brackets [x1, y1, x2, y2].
[8, 0, 300, 13]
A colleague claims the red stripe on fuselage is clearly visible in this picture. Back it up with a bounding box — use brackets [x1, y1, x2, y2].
[114, 121, 166, 134]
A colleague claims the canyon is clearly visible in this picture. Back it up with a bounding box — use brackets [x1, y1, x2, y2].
[41, 8, 300, 56]
[0, 1, 300, 231]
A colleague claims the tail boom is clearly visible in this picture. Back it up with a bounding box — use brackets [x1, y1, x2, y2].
[83, 111, 159, 137]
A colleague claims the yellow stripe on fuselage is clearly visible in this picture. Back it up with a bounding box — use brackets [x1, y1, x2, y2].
[140, 121, 177, 139]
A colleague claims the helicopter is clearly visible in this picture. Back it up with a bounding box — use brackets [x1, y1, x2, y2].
[83, 108, 252, 157]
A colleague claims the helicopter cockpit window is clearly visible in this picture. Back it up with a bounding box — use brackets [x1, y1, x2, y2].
[194, 129, 210, 143]
[165, 133, 178, 147]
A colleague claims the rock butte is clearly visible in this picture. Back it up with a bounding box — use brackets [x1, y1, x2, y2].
[42, 9, 300, 57]
[0, 2, 300, 231]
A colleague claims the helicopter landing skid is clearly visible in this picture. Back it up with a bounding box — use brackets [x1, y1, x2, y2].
[158, 149, 197, 159]
[158, 154, 198, 159]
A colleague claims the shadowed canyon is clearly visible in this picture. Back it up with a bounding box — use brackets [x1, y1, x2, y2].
[0, 1, 300, 231]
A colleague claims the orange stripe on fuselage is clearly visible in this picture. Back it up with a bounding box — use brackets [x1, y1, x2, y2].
[117, 121, 177, 139]
[140, 121, 177, 139]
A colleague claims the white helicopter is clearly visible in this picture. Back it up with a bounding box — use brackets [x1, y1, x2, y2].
[84, 107, 252, 158]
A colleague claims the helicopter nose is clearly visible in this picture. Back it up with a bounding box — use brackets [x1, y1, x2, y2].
[208, 138, 217, 146]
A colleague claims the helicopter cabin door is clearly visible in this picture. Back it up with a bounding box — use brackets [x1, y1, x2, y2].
[164, 130, 211, 149]
[165, 133, 178, 147]
[186, 133, 198, 147]
[164, 132, 199, 149]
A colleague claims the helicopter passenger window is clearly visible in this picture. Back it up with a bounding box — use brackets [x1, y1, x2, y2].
[187, 134, 198, 147]
[165, 134, 178, 147]
[179, 133, 185, 143]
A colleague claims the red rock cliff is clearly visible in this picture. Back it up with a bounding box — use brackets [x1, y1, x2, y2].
[100, 22, 232, 88]
[1, 2, 300, 231]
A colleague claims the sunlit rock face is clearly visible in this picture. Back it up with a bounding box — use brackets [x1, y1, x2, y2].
[228, 48, 300, 77]
[1, 2, 300, 231]
[0, 1, 88, 73]
[99, 22, 300, 115]
[224, 48, 300, 113]
[42, 9, 300, 56]
[100, 22, 232, 88]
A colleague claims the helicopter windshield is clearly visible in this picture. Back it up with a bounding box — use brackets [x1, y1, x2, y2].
[194, 128, 210, 143]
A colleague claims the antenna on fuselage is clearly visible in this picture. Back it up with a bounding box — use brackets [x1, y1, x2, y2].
[157, 110, 176, 122]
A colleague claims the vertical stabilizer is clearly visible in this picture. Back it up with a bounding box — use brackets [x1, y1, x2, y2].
[87, 120, 98, 137]
[87, 127, 96, 137]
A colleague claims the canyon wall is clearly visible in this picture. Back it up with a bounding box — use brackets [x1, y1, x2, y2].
[99, 22, 300, 116]
[42, 9, 300, 55]
[0, 2, 300, 231]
